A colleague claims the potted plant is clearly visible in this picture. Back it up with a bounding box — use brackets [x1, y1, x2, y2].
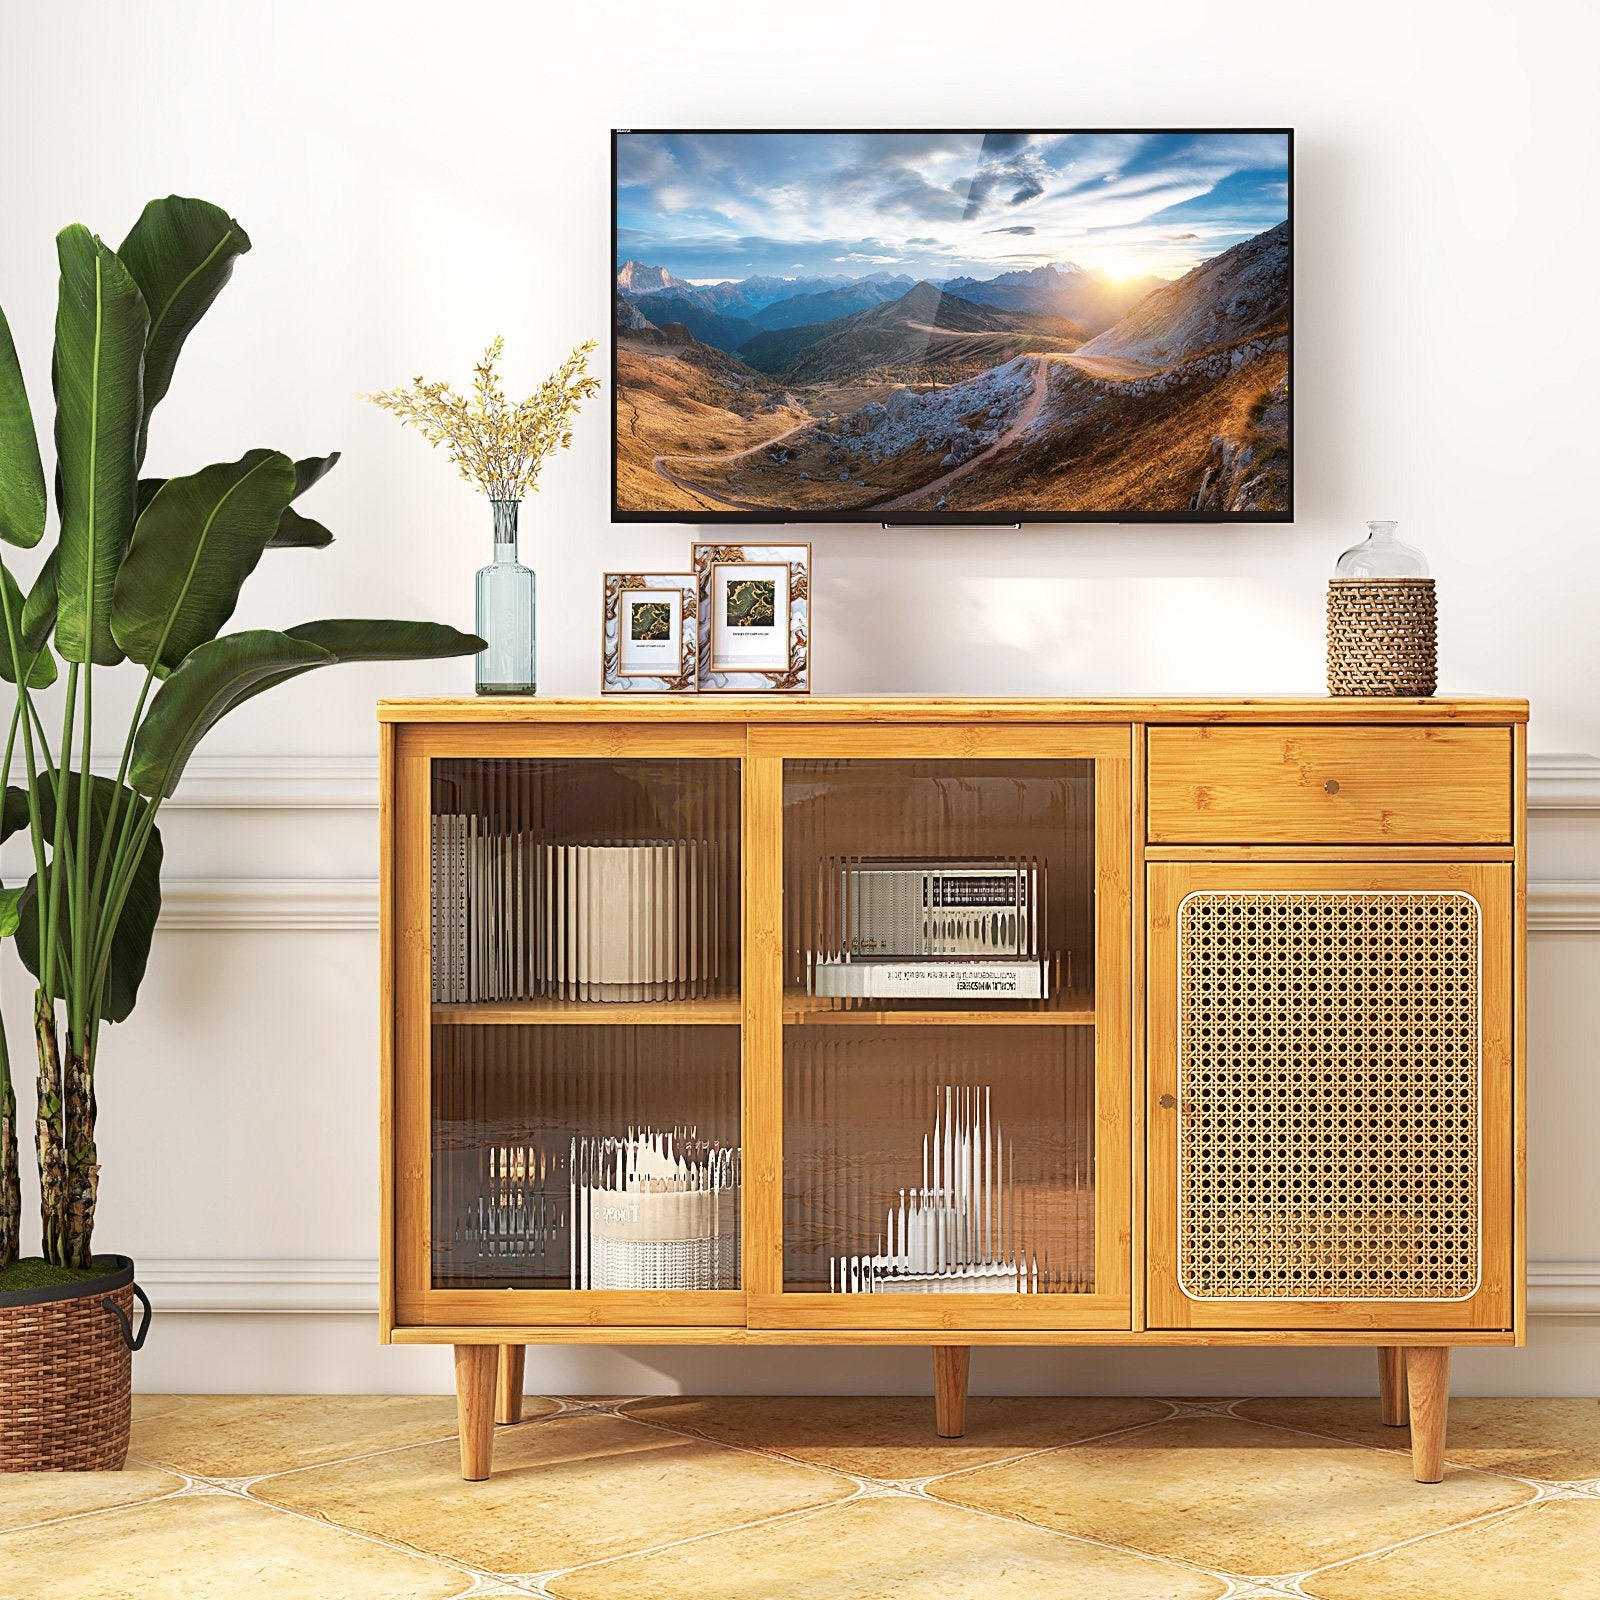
[0, 196, 483, 1470]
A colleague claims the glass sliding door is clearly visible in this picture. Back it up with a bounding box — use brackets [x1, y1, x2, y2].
[391, 728, 746, 1327]
[746, 725, 1132, 1332]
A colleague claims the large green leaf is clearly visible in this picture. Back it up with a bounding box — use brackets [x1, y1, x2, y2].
[1, 785, 29, 843]
[129, 630, 336, 798]
[111, 448, 296, 670]
[0, 305, 46, 549]
[291, 453, 339, 498]
[286, 617, 485, 663]
[137, 449, 339, 552]
[267, 507, 334, 549]
[227, 618, 485, 712]
[14, 773, 163, 1024]
[0, 567, 56, 687]
[20, 548, 58, 651]
[117, 197, 250, 465]
[129, 619, 483, 798]
[53, 225, 147, 665]
[0, 784, 30, 931]
[267, 453, 340, 548]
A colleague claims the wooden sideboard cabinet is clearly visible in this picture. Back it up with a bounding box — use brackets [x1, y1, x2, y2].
[377, 697, 1527, 1482]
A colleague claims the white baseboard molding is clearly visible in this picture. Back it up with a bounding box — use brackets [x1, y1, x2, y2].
[134, 1256, 1599, 1318]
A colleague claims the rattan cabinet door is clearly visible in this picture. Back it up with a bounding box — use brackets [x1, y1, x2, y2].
[1147, 861, 1513, 1332]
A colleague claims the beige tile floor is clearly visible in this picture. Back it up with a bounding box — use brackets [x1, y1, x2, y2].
[0, 1393, 1595, 1599]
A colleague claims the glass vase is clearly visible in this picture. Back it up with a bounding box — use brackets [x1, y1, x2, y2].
[475, 499, 536, 695]
[1335, 518, 1428, 578]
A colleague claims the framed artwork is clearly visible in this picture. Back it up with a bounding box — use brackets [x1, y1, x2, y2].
[601, 572, 698, 693]
[692, 542, 810, 693]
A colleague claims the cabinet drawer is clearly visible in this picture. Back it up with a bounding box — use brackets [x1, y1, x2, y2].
[1147, 725, 1512, 844]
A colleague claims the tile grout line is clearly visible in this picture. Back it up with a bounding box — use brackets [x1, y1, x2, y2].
[898, 1472, 1250, 1592]
[214, 1474, 514, 1595]
[228, 1429, 473, 1487]
[0, 1477, 198, 1539]
[606, 1406, 882, 1491]
[529, 1481, 882, 1591]
[911, 1402, 1192, 1489]
[608, 1395, 1188, 1492]
[1226, 1408, 1561, 1483]
[1268, 1479, 1576, 1593]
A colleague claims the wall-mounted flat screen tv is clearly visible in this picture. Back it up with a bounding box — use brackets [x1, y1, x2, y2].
[613, 128, 1291, 525]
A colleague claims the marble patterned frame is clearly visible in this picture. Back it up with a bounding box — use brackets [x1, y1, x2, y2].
[601, 571, 698, 694]
[692, 542, 811, 694]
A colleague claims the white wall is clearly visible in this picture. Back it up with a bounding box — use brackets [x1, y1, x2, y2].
[2, 0, 1596, 1395]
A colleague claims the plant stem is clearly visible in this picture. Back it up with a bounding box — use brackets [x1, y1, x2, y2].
[71, 663, 94, 1049]
[0, 702, 18, 1271]
[86, 664, 160, 1008]
[88, 794, 162, 1026]
[60, 1026, 96, 1267]
[33, 992, 65, 1265]
[41, 661, 78, 1003]
[0, 1023, 17, 1273]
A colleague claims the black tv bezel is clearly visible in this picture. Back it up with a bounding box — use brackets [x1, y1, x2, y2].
[611, 127, 1294, 527]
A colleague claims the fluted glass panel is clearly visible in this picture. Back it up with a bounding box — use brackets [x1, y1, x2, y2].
[430, 758, 739, 1005]
[784, 1027, 1095, 1293]
[431, 1025, 740, 1289]
[780, 757, 1099, 1296]
[427, 755, 742, 1293]
[783, 759, 1094, 1014]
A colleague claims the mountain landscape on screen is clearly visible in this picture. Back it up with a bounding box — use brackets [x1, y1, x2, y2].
[614, 131, 1291, 518]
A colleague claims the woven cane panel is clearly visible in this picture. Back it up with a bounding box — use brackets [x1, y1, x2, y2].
[1177, 891, 1480, 1301]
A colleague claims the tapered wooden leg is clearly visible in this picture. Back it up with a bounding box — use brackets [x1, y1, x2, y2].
[454, 1344, 498, 1480]
[495, 1345, 526, 1425]
[933, 1346, 970, 1438]
[1378, 1346, 1409, 1427]
[1404, 1346, 1450, 1483]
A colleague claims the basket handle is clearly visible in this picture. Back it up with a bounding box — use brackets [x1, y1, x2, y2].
[102, 1283, 153, 1352]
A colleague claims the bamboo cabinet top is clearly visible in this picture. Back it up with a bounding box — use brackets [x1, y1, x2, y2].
[378, 694, 1529, 725]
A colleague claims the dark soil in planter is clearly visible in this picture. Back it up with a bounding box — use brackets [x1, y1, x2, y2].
[0, 1256, 114, 1295]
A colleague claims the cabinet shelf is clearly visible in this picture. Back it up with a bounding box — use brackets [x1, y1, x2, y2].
[431, 995, 741, 1026]
[783, 992, 1096, 1027]
[777, 992, 1094, 1030]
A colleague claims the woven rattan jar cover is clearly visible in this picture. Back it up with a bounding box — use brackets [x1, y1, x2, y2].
[1327, 578, 1437, 697]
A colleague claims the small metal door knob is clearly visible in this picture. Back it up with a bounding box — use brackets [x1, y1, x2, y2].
[1324, 778, 1341, 794]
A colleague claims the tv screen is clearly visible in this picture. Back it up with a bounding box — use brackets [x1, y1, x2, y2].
[613, 129, 1291, 525]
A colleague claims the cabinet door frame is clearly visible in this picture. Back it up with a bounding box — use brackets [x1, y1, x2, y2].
[386, 720, 748, 1331]
[744, 722, 1134, 1332]
[1146, 858, 1514, 1332]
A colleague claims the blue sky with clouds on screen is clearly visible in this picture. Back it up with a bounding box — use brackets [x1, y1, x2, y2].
[617, 131, 1289, 285]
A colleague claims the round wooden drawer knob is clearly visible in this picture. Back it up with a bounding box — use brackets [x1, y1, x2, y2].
[1324, 778, 1341, 794]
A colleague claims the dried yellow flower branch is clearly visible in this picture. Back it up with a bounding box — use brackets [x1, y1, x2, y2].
[365, 336, 602, 501]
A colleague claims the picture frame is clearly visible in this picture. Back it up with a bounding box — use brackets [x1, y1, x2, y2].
[692, 542, 811, 693]
[601, 571, 698, 693]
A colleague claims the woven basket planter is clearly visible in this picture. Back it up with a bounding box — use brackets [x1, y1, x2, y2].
[1327, 578, 1438, 697]
[0, 1256, 151, 1472]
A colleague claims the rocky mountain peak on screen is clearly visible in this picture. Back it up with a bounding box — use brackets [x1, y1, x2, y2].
[1078, 221, 1290, 366]
[615, 260, 692, 296]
